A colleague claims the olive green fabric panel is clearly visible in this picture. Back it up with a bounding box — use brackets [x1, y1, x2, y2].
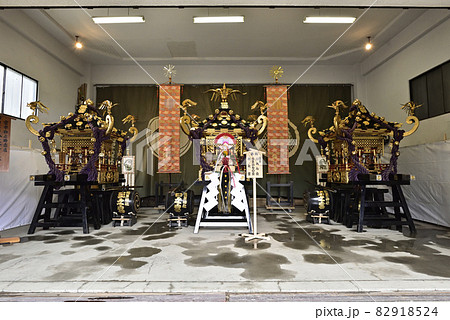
[96, 85, 158, 197]
[181, 84, 265, 119]
[96, 85, 158, 132]
[285, 84, 352, 197]
[95, 84, 352, 199]
[180, 84, 352, 198]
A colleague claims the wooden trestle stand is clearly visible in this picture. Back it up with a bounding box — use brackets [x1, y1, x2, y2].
[28, 174, 103, 234]
[353, 174, 416, 233]
[27, 173, 137, 234]
[241, 149, 270, 242]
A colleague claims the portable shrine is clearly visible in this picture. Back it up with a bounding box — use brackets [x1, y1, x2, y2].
[177, 84, 268, 233]
[303, 99, 420, 233]
[25, 100, 139, 233]
[304, 99, 420, 183]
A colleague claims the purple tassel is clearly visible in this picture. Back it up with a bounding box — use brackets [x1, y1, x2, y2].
[38, 113, 78, 182]
[79, 122, 106, 181]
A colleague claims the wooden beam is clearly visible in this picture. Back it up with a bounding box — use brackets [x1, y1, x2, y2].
[0, 237, 21, 244]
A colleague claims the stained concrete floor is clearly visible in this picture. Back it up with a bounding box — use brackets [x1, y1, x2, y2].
[1, 207, 450, 301]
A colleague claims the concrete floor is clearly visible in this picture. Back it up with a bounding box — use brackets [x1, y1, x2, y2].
[1, 207, 450, 301]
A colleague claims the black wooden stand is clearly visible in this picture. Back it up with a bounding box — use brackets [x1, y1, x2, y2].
[353, 174, 416, 233]
[329, 174, 416, 233]
[155, 181, 183, 207]
[266, 181, 294, 212]
[28, 174, 109, 234]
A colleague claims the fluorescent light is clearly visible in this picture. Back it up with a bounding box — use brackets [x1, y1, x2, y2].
[193, 16, 244, 24]
[303, 16, 356, 24]
[92, 16, 145, 24]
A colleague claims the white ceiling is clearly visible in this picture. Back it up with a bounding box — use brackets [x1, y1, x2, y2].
[1, 1, 449, 8]
[18, 6, 449, 66]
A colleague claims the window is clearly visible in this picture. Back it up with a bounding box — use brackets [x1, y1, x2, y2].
[0, 65, 4, 109]
[410, 60, 450, 120]
[21, 76, 37, 119]
[0, 62, 38, 120]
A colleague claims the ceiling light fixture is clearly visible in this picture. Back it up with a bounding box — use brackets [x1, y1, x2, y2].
[365, 36, 373, 50]
[193, 16, 244, 24]
[74, 36, 83, 49]
[303, 16, 356, 24]
[92, 16, 145, 24]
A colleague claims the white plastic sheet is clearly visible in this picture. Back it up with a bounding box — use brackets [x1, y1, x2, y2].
[396, 140, 450, 227]
[0, 149, 48, 231]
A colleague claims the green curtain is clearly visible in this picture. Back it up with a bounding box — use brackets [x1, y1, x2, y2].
[180, 84, 265, 118]
[96, 85, 158, 197]
[285, 84, 352, 197]
[96, 83, 352, 199]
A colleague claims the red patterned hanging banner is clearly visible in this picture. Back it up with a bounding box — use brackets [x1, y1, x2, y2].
[266, 85, 290, 174]
[158, 84, 181, 173]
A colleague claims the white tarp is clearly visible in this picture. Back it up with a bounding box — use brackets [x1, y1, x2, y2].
[396, 140, 450, 227]
[0, 148, 48, 231]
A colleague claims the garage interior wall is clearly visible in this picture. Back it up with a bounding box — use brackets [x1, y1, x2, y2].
[0, 8, 449, 230]
[360, 10, 450, 147]
[0, 10, 88, 230]
[359, 10, 450, 227]
[0, 10, 88, 148]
